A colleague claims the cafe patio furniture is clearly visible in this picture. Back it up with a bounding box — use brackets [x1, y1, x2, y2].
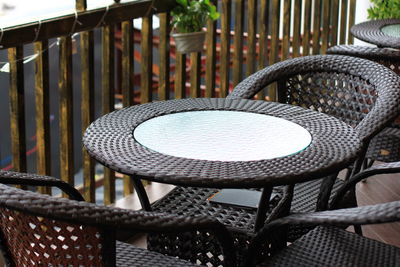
[0, 170, 236, 267]
[227, 54, 400, 238]
[327, 45, 400, 165]
[351, 19, 400, 49]
[83, 55, 400, 265]
[247, 161, 400, 266]
[83, 95, 363, 265]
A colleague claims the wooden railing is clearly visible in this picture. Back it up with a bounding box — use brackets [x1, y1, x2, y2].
[0, 0, 356, 204]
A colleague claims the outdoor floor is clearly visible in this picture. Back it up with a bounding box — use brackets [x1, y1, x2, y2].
[114, 163, 400, 248]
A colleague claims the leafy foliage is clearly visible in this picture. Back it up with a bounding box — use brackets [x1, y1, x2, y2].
[171, 0, 220, 33]
[368, 0, 400, 19]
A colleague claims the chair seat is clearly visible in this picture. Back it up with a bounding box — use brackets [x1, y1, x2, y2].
[116, 241, 199, 266]
[290, 178, 345, 213]
[261, 226, 400, 267]
[286, 178, 346, 241]
[148, 186, 286, 266]
[366, 127, 400, 162]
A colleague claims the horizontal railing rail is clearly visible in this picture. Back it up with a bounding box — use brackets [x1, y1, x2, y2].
[0, 0, 356, 205]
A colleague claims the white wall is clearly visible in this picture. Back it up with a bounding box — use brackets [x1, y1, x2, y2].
[354, 0, 373, 46]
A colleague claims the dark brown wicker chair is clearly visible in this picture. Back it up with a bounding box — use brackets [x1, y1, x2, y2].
[0, 170, 236, 267]
[147, 55, 400, 263]
[327, 45, 400, 165]
[246, 161, 400, 266]
[226, 55, 400, 232]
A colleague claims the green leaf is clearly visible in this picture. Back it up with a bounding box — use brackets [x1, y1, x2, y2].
[171, 0, 220, 33]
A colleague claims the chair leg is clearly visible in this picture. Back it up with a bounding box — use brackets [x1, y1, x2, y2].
[354, 225, 363, 236]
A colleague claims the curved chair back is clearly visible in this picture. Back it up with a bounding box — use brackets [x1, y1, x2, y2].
[0, 184, 114, 266]
[228, 55, 400, 144]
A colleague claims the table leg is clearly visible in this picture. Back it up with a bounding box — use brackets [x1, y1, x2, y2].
[131, 176, 152, 211]
[254, 186, 273, 231]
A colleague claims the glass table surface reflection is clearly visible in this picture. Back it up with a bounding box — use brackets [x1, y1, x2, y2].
[133, 110, 312, 161]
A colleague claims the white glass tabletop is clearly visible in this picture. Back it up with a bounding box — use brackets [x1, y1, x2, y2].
[381, 24, 400, 38]
[133, 110, 312, 161]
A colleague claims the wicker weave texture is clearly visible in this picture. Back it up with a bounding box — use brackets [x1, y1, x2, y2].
[147, 186, 290, 266]
[228, 55, 400, 144]
[351, 19, 400, 49]
[0, 175, 237, 266]
[327, 45, 400, 162]
[83, 98, 362, 188]
[262, 226, 400, 267]
[0, 207, 105, 266]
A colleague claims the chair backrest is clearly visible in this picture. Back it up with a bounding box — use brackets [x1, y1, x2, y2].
[327, 45, 400, 128]
[228, 55, 400, 144]
[0, 184, 114, 266]
[327, 45, 400, 76]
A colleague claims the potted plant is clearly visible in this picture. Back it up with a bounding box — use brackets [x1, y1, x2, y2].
[368, 0, 400, 19]
[171, 0, 219, 54]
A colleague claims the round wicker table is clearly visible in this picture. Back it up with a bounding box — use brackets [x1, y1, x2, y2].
[83, 98, 362, 223]
[351, 19, 400, 49]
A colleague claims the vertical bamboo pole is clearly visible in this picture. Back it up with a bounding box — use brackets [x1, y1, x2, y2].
[348, 0, 356, 44]
[233, 0, 244, 87]
[282, 0, 291, 60]
[80, 30, 96, 202]
[269, 0, 280, 101]
[141, 16, 153, 103]
[339, 0, 348, 44]
[292, 0, 302, 58]
[34, 41, 51, 194]
[175, 53, 186, 99]
[219, 0, 231, 98]
[258, 0, 269, 70]
[190, 52, 201, 97]
[102, 25, 116, 205]
[257, 0, 269, 100]
[158, 13, 170, 101]
[8, 46, 26, 174]
[205, 0, 217, 97]
[302, 0, 312, 56]
[121, 20, 134, 196]
[59, 37, 74, 196]
[246, 0, 257, 76]
[330, 0, 340, 47]
[321, 0, 331, 54]
[312, 0, 322, 54]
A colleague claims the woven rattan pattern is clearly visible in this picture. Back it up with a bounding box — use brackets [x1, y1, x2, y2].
[246, 187, 400, 267]
[0, 207, 104, 266]
[327, 45, 400, 162]
[0, 177, 237, 266]
[83, 98, 362, 188]
[261, 226, 400, 267]
[351, 19, 400, 49]
[147, 187, 287, 266]
[116, 241, 198, 266]
[228, 55, 400, 144]
[227, 55, 400, 241]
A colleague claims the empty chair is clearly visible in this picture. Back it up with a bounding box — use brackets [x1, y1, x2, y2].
[246, 161, 400, 266]
[226, 55, 400, 239]
[0, 170, 236, 267]
[327, 45, 400, 165]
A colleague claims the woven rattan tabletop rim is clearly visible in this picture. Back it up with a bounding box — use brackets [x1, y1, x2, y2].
[351, 19, 400, 49]
[83, 98, 363, 188]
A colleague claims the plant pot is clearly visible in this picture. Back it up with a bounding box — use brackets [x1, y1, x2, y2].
[172, 31, 206, 54]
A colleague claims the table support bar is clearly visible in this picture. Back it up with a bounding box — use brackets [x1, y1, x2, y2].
[254, 186, 273, 231]
[131, 176, 152, 211]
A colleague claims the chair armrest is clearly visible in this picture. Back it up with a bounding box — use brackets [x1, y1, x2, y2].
[327, 45, 400, 61]
[330, 161, 400, 209]
[0, 170, 84, 201]
[0, 184, 236, 266]
[246, 200, 400, 266]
